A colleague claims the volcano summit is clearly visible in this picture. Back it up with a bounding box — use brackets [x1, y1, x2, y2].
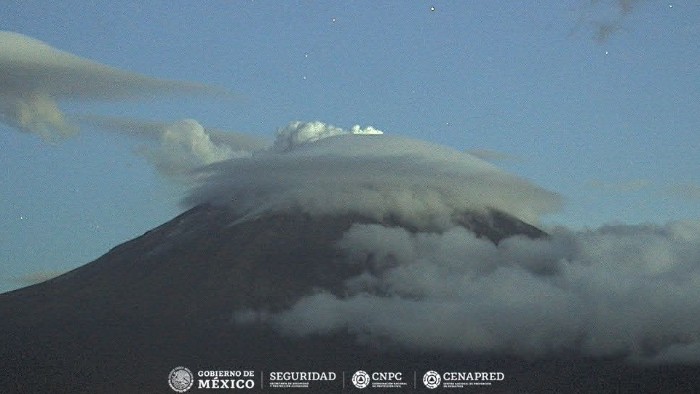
[2, 123, 699, 392]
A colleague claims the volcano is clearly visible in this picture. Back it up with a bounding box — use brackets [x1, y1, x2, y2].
[0, 204, 698, 393]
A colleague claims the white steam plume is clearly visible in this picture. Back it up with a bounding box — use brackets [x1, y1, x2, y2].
[145, 119, 251, 179]
[185, 121, 562, 228]
[76, 115, 269, 152]
[273, 120, 383, 152]
[237, 220, 700, 364]
[76, 116, 262, 180]
[0, 31, 219, 139]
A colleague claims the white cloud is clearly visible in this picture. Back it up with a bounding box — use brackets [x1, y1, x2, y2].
[0, 92, 77, 139]
[73, 115, 267, 180]
[272, 121, 383, 152]
[76, 115, 269, 152]
[0, 31, 218, 139]
[185, 121, 562, 228]
[144, 119, 247, 179]
[237, 220, 700, 364]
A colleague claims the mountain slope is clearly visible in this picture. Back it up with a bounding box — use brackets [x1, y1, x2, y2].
[0, 204, 697, 393]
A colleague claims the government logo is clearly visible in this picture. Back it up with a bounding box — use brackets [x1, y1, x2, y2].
[168, 366, 194, 392]
[423, 370, 441, 389]
[351, 370, 370, 389]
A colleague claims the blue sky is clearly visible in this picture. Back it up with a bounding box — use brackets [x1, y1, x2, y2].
[1, 1, 699, 292]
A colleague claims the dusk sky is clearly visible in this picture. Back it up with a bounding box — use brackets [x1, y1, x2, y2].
[1, 1, 699, 292]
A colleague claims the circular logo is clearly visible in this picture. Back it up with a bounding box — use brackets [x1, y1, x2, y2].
[352, 370, 371, 389]
[423, 370, 441, 389]
[168, 366, 194, 392]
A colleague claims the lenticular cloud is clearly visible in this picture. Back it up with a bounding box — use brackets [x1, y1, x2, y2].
[185, 121, 562, 227]
[0, 31, 216, 139]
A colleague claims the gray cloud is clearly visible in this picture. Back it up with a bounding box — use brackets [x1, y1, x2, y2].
[185, 121, 562, 228]
[465, 149, 523, 164]
[237, 220, 700, 364]
[0, 31, 219, 139]
[668, 183, 700, 201]
[572, 0, 647, 43]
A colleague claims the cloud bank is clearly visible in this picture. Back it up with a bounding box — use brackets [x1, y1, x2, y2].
[0, 31, 217, 139]
[237, 220, 700, 364]
[185, 121, 562, 228]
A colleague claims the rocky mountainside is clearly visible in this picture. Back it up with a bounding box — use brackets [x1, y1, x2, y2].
[0, 204, 697, 393]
